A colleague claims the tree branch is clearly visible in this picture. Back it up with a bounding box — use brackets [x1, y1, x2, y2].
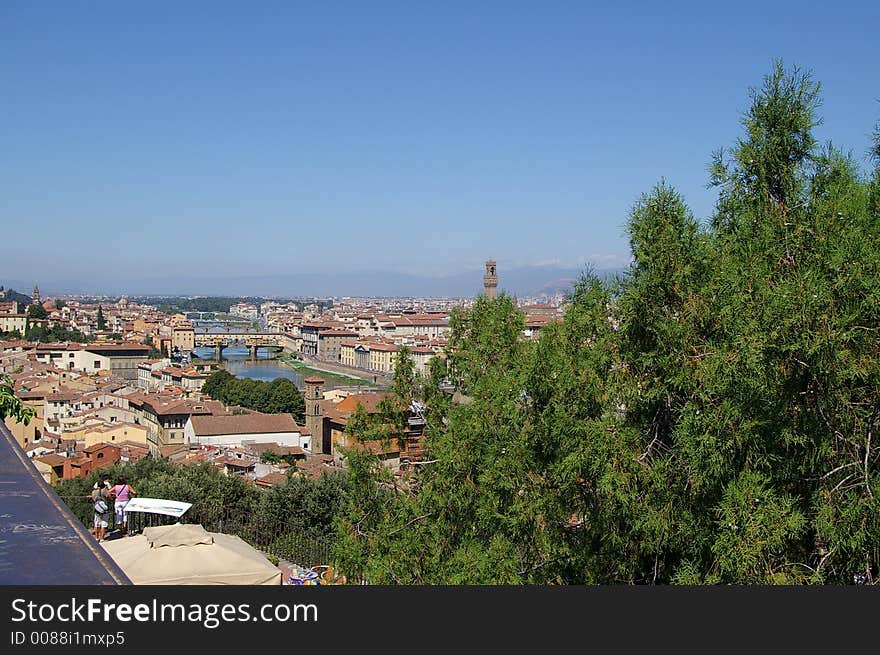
[386, 513, 434, 537]
[821, 462, 860, 480]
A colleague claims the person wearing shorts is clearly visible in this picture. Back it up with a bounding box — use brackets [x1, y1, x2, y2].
[92, 485, 110, 541]
[90, 474, 112, 538]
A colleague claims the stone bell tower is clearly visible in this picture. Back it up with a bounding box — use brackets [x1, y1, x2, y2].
[483, 259, 498, 300]
[303, 377, 325, 454]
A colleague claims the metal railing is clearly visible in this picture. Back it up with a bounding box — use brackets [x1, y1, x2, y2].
[57, 495, 335, 568]
[187, 505, 333, 568]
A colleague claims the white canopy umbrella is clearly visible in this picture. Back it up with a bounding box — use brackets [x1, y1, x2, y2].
[123, 497, 193, 518]
[101, 524, 282, 585]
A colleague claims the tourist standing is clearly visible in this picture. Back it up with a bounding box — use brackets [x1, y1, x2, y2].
[111, 476, 136, 534]
[91, 483, 111, 541]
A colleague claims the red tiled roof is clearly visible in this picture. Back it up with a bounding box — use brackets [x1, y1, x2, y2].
[46, 392, 81, 403]
[83, 443, 119, 454]
[214, 456, 255, 469]
[254, 472, 289, 487]
[35, 454, 67, 467]
[367, 342, 398, 352]
[243, 442, 306, 457]
[189, 413, 301, 437]
[83, 343, 150, 352]
[335, 392, 391, 415]
[159, 444, 188, 458]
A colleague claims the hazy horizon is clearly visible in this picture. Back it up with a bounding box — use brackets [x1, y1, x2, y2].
[2, 261, 624, 298]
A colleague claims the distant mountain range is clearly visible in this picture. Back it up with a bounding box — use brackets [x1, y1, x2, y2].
[3, 265, 626, 299]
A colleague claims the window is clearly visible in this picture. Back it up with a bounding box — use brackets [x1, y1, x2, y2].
[96, 453, 104, 459]
[93, 360, 101, 369]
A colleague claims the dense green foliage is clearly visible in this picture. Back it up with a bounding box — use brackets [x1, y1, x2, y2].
[26, 303, 47, 320]
[331, 62, 880, 584]
[133, 296, 272, 314]
[202, 369, 305, 421]
[96, 306, 106, 331]
[1, 374, 35, 424]
[54, 456, 349, 545]
[24, 324, 92, 343]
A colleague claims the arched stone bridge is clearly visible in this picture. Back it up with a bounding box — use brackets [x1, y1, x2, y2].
[193, 331, 289, 359]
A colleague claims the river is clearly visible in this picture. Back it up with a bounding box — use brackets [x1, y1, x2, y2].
[190, 321, 372, 390]
[191, 346, 347, 390]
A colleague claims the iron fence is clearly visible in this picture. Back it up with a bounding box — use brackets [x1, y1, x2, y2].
[56, 495, 334, 568]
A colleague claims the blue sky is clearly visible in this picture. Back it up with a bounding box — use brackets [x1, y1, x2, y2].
[1, 1, 878, 291]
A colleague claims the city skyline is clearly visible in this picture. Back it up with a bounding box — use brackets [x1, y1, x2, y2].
[2, 2, 878, 287]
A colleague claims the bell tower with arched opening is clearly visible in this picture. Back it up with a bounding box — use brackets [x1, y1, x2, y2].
[483, 260, 498, 300]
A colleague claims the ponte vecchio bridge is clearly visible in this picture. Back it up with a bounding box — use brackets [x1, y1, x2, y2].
[193, 330, 290, 359]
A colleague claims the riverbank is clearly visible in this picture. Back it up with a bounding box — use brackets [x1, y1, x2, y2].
[278, 353, 377, 387]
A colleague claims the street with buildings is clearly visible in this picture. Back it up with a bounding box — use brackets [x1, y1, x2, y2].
[1, 262, 565, 488]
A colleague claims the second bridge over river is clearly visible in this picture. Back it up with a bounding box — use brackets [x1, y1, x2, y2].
[192, 331, 294, 359]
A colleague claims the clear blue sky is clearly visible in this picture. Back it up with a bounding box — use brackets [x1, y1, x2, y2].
[2, 1, 878, 291]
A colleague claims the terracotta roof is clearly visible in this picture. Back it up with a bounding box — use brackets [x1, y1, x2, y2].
[46, 392, 81, 402]
[0, 339, 30, 348]
[116, 440, 150, 453]
[83, 343, 150, 353]
[142, 398, 221, 417]
[367, 343, 399, 352]
[159, 444, 188, 458]
[214, 456, 255, 469]
[35, 454, 67, 467]
[335, 393, 391, 415]
[189, 413, 301, 437]
[254, 471, 289, 487]
[295, 457, 344, 479]
[242, 442, 306, 457]
[83, 443, 119, 454]
[303, 377, 325, 384]
[34, 343, 84, 352]
[16, 391, 46, 400]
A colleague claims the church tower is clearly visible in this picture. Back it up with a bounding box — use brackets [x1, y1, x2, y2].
[304, 377, 326, 454]
[32, 284, 40, 305]
[483, 259, 498, 300]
